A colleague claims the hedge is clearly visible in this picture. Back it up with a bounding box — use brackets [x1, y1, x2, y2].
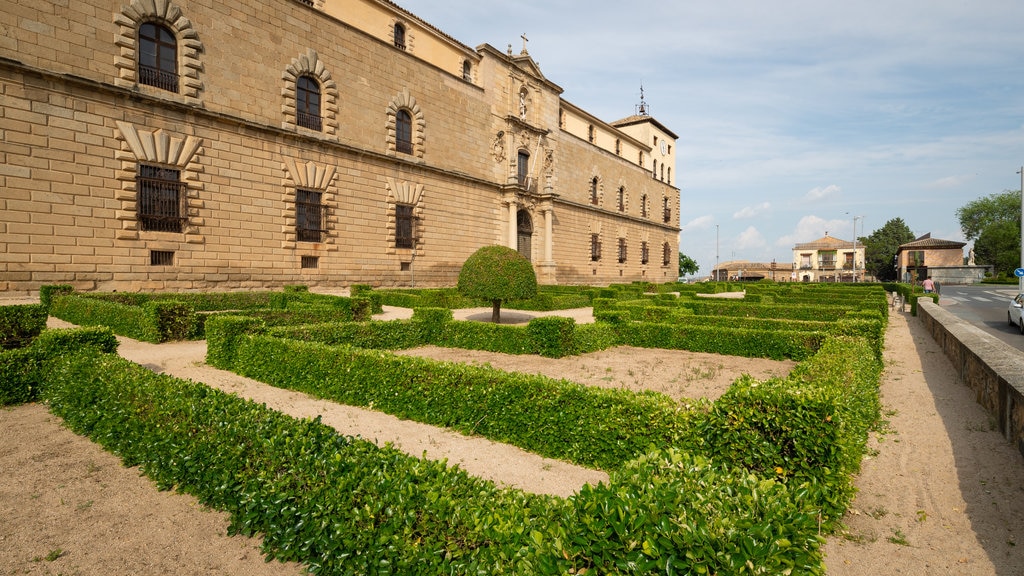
[0, 325, 118, 405]
[0, 304, 48, 349]
[37, 343, 836, 574]
[205, 317, 688, 471]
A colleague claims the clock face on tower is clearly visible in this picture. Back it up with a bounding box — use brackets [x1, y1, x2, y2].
[660, 140, 667, 155]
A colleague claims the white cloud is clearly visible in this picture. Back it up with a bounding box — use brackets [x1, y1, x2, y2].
[733, 202, 771, 219]
[681, 215, 715, 231]
[774, 215, 854, 248]
[735, 226, 767, 251]
[925, 175, 974, 189]
[804, 185, 841, 202]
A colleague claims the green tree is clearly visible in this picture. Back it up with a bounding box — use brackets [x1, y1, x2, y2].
[678, 252, 699, 277]
[957, 190, 1022, 276]
[457, 245, 537, 323]
[861, 218, 915, 282]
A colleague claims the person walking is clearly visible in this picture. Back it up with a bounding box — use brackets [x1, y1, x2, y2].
[923, 276, 935, 293]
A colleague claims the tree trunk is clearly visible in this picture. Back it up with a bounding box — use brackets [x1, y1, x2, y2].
[491, 300, 501, 323]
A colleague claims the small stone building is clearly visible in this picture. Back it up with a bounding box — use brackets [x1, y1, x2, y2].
[896, 234, 987, 285]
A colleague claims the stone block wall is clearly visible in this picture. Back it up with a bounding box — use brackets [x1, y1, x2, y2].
[919, 300, 1024, 459]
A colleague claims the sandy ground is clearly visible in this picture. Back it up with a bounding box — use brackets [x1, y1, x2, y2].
[1, 303, 1023, 574]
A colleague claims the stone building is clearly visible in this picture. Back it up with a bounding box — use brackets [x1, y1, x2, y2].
[0, 0, 680, 294]
[791, 233, 866, 283]
[896, 233, 987, 285]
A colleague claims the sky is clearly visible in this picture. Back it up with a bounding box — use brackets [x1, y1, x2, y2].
[396, 0, 1024, 276]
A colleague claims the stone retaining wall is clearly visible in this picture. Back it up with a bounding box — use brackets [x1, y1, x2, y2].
[918, 300, 1024, 458]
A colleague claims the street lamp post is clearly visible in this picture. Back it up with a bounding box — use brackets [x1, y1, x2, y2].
[852, 215, 862, 283]
[715, 224, 720, 282]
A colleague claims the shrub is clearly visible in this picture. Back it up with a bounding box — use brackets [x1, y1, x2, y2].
[457, 245, 537, 322]
[205, 315, 267, 370]
[39, 284, 74, 310]
[526, 316, 576, 358]
[0, 326, 117, 405]
[0, 304, 48, 349]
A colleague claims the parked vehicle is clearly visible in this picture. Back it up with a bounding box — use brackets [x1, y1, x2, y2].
[1008, 294, 1024, 334]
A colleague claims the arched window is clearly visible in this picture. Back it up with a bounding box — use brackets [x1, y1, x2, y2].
[641, 194, 648, 218]
[589, 177, 599, 205]
[617, 187, 625, 212]
[396, 109, 413, 154]
[138, 22, 178, 92]
[394, 23, 406, 50]
[517, 150, 530, 187]
[653, 159, 658, 179]
[296, 75, 322, 131]
[588, 125, 595, 143]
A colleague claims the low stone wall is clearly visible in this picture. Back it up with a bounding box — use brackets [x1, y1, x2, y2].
[918, 300, 1024, 458]
[927, 265, 992, 285]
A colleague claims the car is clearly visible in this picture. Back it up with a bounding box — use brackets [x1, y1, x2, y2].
[1008, 294, 1024, 334]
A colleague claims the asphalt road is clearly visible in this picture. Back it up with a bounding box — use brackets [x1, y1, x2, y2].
[934, 284, 1024, 352]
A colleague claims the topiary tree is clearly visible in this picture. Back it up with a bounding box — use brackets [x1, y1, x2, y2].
[457, 245, 538, 323]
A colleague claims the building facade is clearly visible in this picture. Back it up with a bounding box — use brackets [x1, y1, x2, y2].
[791, 234, 865, 283]
[895, 234, 987, 285]
[0, 0, 680, 294]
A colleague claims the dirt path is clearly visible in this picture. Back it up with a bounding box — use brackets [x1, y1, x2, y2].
[2, 306, 1023, 574]
[822, 310, 1024, 575]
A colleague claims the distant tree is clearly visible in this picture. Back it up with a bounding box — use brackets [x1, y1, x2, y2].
[457, 245, 537, 323]
[975, 220, 1020, 277]
[957, 190, 1021, 276]
[861, 218, 915, 281]
[678, 253, 699, 277]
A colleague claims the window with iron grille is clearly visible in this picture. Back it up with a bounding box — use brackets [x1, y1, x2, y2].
[150, 250, 174, 266]
[138, 23, 178, 92]
[589, 177, 599, 205]
[590, 234, 601, 262]
[618, 238, 627, 263]
[296, 189, 326, 242]
[396, 109, 413, 154]
[662, 197, 671, 223]
[641, 241, 649, 264]
[296, 0, 314, 5]
[301, 256, 319, 269]
[617, 187, 625, 212]
[394, 23, 406, 50]
[395, 203, 414, 248]
[296, 75, 322, 131]
[663, 242, 672, 266]
[137, 164, 186, 233]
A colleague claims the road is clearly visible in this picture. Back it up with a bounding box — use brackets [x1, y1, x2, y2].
[935, 284, 1024, 352]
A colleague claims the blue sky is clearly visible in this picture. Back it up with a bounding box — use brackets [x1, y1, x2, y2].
[396, 0, 1024, 276]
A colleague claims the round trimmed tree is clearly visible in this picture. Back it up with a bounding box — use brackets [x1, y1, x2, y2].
[457, 245, 538, 323]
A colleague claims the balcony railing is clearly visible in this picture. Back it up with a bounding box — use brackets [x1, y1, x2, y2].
[138, 64, 179, 93]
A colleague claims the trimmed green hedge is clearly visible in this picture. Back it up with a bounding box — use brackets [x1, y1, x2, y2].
[0, 304, 48, 349]
[0, 325, 118, 405]
[41, 348, 554, 574]
[38, 342, 839, 574]
[612, 322, 825, 361]
[679, 335, 882, 526]
[206, 317, 687, 471]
